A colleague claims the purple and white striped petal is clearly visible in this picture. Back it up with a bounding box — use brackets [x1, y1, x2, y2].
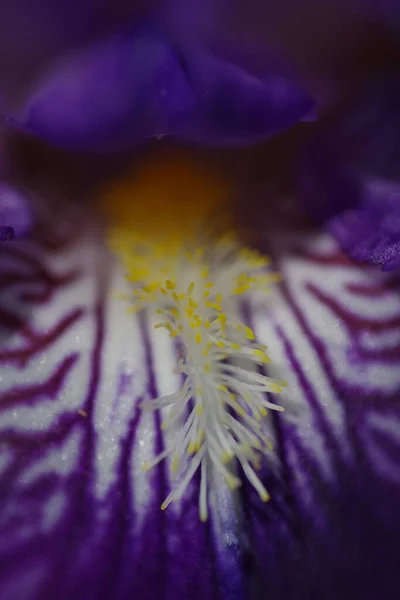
[0, 225, 246, 600]
[1, 198, 399, 599]
[242, 216, 400, 599]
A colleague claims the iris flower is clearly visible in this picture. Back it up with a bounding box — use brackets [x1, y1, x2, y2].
[1, 2, 400, 600]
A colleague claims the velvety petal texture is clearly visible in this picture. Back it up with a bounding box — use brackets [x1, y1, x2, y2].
[1, 197, 399, 598]
[328, 178, 400, 271]
[300, 75, 400, 270]
[11, 26, 314, 150]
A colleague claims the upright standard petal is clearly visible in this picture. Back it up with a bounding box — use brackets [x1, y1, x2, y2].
[173, 47, 315, 146]
[11, 28, 196, 151]
[11, 25, 315, 150]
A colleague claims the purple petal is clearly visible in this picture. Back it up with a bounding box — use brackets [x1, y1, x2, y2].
[240, 215, 400, 598]
[11, 29, 196, 151]
[11, 26, 314, 151]
[329, 178, 400, 271]
[177, 47, 315, 146]
[0, 222, 247, 599]
[298, 144, 400, 270]
[0, 184, 33, 238]
[299, 158, 400, 271]
[299, 75, 400, 270]
[3, 169, 399, 599]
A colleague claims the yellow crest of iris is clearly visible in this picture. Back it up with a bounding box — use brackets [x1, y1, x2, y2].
[99, 148, 285, 521]
[100, 150, 233, 243]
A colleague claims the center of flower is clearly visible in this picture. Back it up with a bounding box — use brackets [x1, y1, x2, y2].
[101, 151, 285, 521]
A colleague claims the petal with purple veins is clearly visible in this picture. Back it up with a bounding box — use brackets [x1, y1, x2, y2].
[240, 219, 400, 599]
[2, 170, 399, 599]
[0, 222, 247, 600]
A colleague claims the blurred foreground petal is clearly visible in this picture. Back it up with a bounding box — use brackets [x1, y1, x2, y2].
[177, 48, 315, 145]
[10, 26, 314, 151]
[10, 29, 196, 151]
